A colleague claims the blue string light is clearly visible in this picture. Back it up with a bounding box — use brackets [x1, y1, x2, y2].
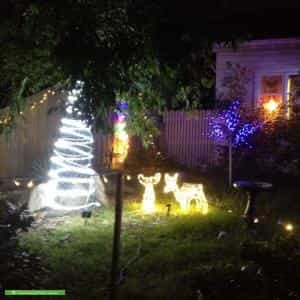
[210, 100, 260, 148]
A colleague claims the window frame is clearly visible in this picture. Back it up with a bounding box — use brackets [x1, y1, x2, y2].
[254, 71, 300, 118]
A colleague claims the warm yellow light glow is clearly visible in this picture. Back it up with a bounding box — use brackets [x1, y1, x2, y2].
[138, 173, 161, 214]
[27, 180, 34, 188]
[112, 123, 129, 167]
[112, 136, 129, 166]
[263, 99, 279, 113]
[164, 173, 208, 214]
[285, 223, 294, 232]
[126, 175, 132, 181]
[14, 180, 21, 187]
[254, 218, 259, 224]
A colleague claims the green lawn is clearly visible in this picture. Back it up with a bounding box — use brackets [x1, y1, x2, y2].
[13, 166, 300, 300]
[19, 204, 246, 300]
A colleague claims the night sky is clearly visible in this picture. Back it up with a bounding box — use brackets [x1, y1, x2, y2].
[158, 0, 300, 40]
[1, 1, 300, 42]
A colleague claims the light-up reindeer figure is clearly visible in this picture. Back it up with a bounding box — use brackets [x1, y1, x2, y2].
[164, 173, 208, 214]
[138, 173, 161, 214]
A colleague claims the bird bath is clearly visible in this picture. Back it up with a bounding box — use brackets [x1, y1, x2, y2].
[233, 180, 272, 227]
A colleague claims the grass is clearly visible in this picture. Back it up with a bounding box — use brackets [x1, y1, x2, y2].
[19, 203, 245, 300]
[17, 166, 300, 300]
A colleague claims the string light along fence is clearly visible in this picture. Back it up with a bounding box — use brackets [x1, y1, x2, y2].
[0, 88, 113, 179]
[0, 88, 60, 178]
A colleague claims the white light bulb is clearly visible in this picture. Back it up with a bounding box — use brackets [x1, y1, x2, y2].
[66, 106, 72, 114]
[68, 95, 77, 104]
[14, 180, 21, 187]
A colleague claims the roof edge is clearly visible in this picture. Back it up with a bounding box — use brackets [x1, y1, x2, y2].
[213, 37, 300, 53]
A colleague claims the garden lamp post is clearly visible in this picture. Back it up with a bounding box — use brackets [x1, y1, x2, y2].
[109, 171, 124, 300]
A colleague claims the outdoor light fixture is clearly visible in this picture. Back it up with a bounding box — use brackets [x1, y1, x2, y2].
[164, 173, 208, 214]
[138, 173, 161, 214]
[263, 98, 279, 114]
[103, 176, 109, 183]
[285, 223, 294, 232]
[27, 180, 34, 189]
[13, 180, 20, 187]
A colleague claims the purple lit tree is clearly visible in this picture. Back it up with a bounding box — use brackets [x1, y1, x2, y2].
[210, 100, 261, 185]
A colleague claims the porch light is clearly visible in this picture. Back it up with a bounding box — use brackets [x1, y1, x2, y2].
[263, 98, 279, 114]
[285, 223, 294, 232]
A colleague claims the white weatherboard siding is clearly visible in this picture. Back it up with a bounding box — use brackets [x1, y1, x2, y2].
[215, 38, 300, 108]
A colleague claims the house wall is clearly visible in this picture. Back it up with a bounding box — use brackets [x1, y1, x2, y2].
[215, 38, 300, 108]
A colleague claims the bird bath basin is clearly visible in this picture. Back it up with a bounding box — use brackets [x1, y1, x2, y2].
[233, 181, 272, 226]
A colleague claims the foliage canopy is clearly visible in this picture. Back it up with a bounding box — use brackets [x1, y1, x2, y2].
[0, 0, 241, 141]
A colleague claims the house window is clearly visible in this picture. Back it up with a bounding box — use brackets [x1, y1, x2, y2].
[258, 74, 300, 118]
[260, 75, 283, 105]
[287, 75, 300, 118]
[258, 75, 283, 116]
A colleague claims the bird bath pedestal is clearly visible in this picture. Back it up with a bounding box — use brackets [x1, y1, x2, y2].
[233, 181, 272, 227]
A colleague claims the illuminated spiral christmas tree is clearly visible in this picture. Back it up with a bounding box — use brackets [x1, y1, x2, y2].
[43, 81, 102, 211]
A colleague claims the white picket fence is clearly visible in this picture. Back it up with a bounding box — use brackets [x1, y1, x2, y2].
[0, 90, 217, 178]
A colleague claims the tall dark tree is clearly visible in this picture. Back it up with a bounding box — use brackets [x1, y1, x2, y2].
[2, 0, 297, 139]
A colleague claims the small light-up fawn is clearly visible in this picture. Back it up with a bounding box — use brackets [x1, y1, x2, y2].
[164, 173, 208, 214]
[138, 173, 161, 214]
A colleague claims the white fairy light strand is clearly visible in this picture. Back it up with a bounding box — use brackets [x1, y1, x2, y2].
[44, 81, 100, 211]
[0, 88, 55, 125]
